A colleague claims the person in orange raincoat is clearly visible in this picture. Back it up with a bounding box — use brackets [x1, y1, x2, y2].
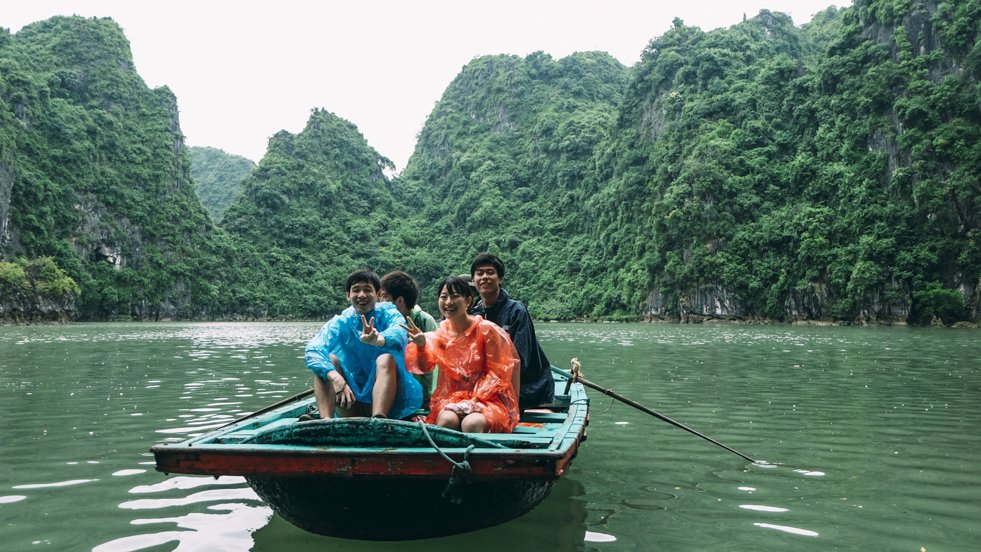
[404, 275, 520, 433]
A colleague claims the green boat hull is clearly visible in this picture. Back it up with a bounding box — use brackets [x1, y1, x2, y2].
[152, 368, 589, 539]
[247, 474, 554, 540]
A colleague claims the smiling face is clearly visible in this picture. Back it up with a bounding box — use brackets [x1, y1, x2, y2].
[438, 290, 469, 321]
[472, 264, 502, 299]
[347, 280, 378, 315]
[436, 276, 473, 321]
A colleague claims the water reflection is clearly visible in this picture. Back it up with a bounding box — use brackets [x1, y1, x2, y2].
[94, 504, 272, 552]
[539, 324, 981, 551]
[13, 479, 99, 489]
[584, 530, 617, 543]
[90, 475, 271, 552]
[739, 504, 789, 512]
[113, 469, 147, 477]
[248, 476, 588, 551]
[121, 487, 260, 510]
[753, 522, 819, 537]
[0, 322, 317, 552]
[1, 322, 979, 551]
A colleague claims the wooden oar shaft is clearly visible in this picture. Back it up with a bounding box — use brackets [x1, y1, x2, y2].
[218, 387, 315, 429]
[554, 367, 755, 462]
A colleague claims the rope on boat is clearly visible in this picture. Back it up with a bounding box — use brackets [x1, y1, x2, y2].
[419, 421, 475, 504]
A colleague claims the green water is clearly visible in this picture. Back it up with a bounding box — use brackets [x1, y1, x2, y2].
[1, 322, 978, 551]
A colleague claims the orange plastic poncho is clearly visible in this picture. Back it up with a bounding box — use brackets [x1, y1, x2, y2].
[406, 315, 520, 433]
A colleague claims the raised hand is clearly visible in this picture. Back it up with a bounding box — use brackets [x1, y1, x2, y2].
[360, 315, 382, 346]
[400, 316, 426, 347]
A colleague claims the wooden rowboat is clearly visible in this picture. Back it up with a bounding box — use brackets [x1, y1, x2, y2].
[151, 367, 589, 540]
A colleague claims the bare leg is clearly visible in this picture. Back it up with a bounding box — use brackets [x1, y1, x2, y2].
[460, 413, 490, 433]
[313, 374, 336, 419]
[371, 354, 398, 417]
[436, 409, 462, 430]
[312, 354, 345, 419]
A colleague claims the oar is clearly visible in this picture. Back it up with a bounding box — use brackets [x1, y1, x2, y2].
[216, 387, 315, 429]
[554, 366, 756, 463]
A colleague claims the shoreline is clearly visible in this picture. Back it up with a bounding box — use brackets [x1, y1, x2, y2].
[3, 315, 977, 329]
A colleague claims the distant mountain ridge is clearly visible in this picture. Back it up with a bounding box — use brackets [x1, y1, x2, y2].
[394, 1, 979, 324]
[216, 109, 400, 318]
[3, 0, 979, 325]
[188, 146, 254, 223]
[1, 16, 226, 321]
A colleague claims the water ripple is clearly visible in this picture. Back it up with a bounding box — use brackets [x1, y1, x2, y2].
[120, 488, 262, 510]
[94, 503, 272, 552]
[753, 522, 819, 537]
[3, 321, 978, 551]
[13, 479, 98, 489]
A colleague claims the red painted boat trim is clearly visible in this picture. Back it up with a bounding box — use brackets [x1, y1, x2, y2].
[153, 443, 580, 480]
[152, 376, 589, 483]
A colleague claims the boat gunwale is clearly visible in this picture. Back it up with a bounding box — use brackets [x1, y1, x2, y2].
[151, 376, 588, 480]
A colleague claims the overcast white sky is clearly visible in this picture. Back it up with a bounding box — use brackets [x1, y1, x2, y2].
[5, 1, 851, 171]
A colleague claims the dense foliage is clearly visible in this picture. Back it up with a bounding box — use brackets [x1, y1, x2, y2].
[579, 1, 980, 323]
[2, 1, 979, 325]
[393, 0, 979, 323]
[396, 51, 629, 315]
[0, 16, 226, 320]
[188, 146, 254, 222]
[0, 256, 79, 321]
[216, 109, 401, 318]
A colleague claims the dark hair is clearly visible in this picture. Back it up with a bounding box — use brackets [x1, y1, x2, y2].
[457, 273, 478, 295]
[346, 269, 380, 292]
[380, 270, 419, 308]
[470, 253, 505, 280]
[437, 275, 474, 300]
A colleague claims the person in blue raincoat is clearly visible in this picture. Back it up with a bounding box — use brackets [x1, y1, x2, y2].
[304, 269, 423, 420]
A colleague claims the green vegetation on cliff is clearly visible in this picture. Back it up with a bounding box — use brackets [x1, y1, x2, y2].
[583, 1, 979, 323]
[188, 146, 254, 222]
[217, 109, 400, 317]
[1, 16, 224, 320]
[3, 1, 979, 324]
[397, 51, 629, 316]
[0, 257, 79, 321]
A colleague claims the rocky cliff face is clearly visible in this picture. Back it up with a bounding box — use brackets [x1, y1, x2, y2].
[860, 0, 978, 323]
[1, 16, 219, 320]
[644, 285, 745, 323]
[966, 275, 981, 321]
[0, 295, 77, 323]
[631, 1, 978, 325]
[644, 281, 913, 325]
[0, 161, 12, 253]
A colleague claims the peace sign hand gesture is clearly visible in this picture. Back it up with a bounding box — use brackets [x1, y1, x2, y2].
[360, 315, 383, 347]
[400, 316, 427, 348]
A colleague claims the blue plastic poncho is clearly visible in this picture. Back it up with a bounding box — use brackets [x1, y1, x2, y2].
[305, 302, 423, 420]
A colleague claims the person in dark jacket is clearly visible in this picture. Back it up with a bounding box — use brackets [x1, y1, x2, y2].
[468, 253, 555, 409]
